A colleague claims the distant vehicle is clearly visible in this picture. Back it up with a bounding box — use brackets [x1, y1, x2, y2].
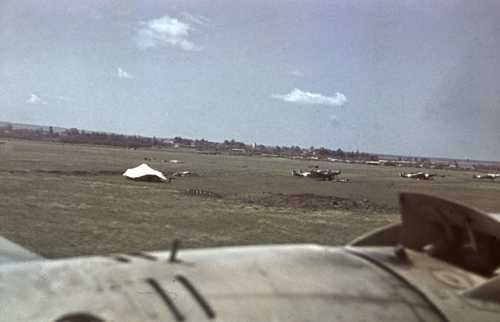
[173, 170, 194, 177]
[400, 171, 440, 180]
[292, 168, 341, 181]
[2, 193, 500, 321]
[473, 173, 500, 180]
[167, 159, 184, 164]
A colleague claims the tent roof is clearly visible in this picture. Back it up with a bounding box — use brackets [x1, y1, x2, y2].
[122, 163, 167, 181]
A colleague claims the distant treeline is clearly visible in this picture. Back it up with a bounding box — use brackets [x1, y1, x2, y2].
[0, 123, 376, 160]
[0, 124, 154, 148]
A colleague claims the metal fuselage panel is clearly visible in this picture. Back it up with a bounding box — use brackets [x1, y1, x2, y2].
[0, 237, 42, 265]
[348, 246, 500, 322]
[0, 245, 444, 322]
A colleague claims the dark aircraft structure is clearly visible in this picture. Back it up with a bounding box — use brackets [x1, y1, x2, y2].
[400, 172, 440, 180]
[1, 193, 500, 321]
[292, 168, 342, 180]
[473, 173, 500, 180]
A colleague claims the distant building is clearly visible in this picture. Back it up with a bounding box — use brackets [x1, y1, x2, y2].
[162, 139, 175, 145]
[365, 161, 381, 166]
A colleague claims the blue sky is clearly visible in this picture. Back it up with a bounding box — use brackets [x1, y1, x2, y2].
[1, 0, 500, 160]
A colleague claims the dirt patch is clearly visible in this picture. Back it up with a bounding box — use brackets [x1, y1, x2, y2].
[34, 169, 123, 176]
[0, 169, 123, 176]
[244, 193, 389, 212]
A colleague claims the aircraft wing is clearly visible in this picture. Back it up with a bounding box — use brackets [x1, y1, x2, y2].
[0, 244, 450, 322]
[0, 237, 43, 265]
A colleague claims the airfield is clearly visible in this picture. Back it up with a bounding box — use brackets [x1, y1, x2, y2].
[1, 139, 500, 258]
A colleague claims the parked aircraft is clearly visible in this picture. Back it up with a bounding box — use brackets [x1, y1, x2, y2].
[473, 173, 500, 180]
[292, 168, 341, 181]
[400, 171, 440, 180]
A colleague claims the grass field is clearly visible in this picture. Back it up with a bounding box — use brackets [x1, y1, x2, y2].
[1, 139, 500, 258]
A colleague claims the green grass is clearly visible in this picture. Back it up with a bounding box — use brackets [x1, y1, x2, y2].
[1, 139, 499, 258]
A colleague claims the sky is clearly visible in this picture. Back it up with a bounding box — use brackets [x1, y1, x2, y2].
[1, 0, 500, 160]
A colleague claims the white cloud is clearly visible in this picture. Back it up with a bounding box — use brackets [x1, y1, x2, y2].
[26, 94, 47, 105]
[271, 88, 347, 106]
[136, 15, 202, 51]
[117, 67, 133, 79]
[290, 70, 304, 77]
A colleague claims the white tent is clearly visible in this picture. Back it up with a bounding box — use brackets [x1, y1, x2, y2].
[122, 163, 167, 182]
